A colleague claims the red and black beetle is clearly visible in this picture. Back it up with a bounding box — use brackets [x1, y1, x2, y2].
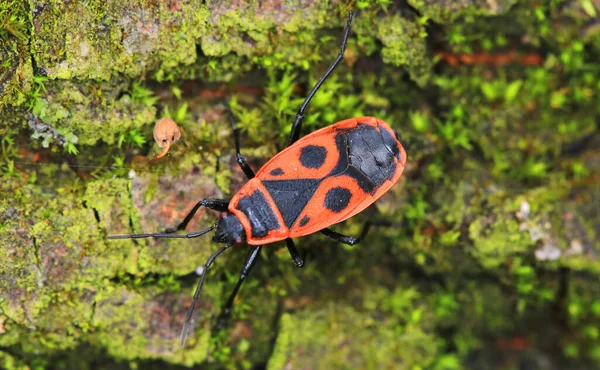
[109, 12, 407, 346]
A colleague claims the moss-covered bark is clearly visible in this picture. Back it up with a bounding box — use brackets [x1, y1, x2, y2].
[1, 0, 600, 369]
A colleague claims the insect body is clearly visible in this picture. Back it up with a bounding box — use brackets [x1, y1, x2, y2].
[218, 117, 406, 246]
[108, 12, 408, 346]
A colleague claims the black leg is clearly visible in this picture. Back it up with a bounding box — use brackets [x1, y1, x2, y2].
[180, 244, 232, 346]
[320, 222, 371, 246]
[225, 100, 255, 180]
[107, 223, 217, 240]
[286, 238, 304, 267]
[286, 12, 354, 147]
[214, 246, 262, 330]
[164, 198, 229, 234]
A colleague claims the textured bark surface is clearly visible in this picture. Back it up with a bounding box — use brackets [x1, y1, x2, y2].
[1, 0, 600, 369]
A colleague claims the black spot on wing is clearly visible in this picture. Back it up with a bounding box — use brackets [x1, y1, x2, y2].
[299, 215, 310, 227]
[324, 187, 352, 213]
[270, 168, 284, 176]
[262, 179, 320, 228]
[236, 190, 281, 238]
[299, 145, 327, 169]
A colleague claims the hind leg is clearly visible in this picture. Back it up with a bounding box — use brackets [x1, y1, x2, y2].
[320, 222, 371, 246]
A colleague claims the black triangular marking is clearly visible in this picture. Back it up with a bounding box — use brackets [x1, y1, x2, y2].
[262, 179, 321, 228]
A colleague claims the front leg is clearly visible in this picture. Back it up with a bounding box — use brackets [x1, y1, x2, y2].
[286, 12, 354, 147]
[225, 99, 255, 180]
[213, 246, 262, 331]
[164, 198, 230, 233]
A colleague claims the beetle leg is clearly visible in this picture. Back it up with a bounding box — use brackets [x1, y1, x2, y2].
[214, 246, 262, 331]
[286, 11, 354, 147]
[225, 99, 256, 180]
[164, 198, 230, 233]
[108, 223, 217, 240]
[320, 221, 371, 246]
[181, 243, 232, 347]
[285, 238, 304, 267]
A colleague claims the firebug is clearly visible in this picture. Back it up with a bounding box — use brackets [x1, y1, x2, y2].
[108, 12, 407, 346]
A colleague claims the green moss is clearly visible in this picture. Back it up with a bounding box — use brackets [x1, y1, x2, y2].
[28, 79, 156, 147]
[561, 276, 600, 363]
[468, 206, 531, 269]
[2, 1, 600, 368]
[31, 0, 206, 80]
[268, 300, 438, 369]
[0, 175, 138, 349]
[0, 351, 29, 370]
[0, 0, 32, 109]
[0, 171, 222, 362]
[91, 285, 210, 365]
[0, 40, 33, 108]
[374, 14, 432, 86]
[407, 0, 517, 24]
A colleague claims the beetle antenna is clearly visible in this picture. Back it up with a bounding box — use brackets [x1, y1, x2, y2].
[106, 223, 217, 240]
[180, 243, 231, 347]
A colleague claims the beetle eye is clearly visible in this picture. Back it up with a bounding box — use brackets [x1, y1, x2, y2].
[219, 212, 227, 220]
[235, 237, 243, 245]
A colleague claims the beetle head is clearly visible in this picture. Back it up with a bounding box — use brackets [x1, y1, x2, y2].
[213, 213, 245, 245]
